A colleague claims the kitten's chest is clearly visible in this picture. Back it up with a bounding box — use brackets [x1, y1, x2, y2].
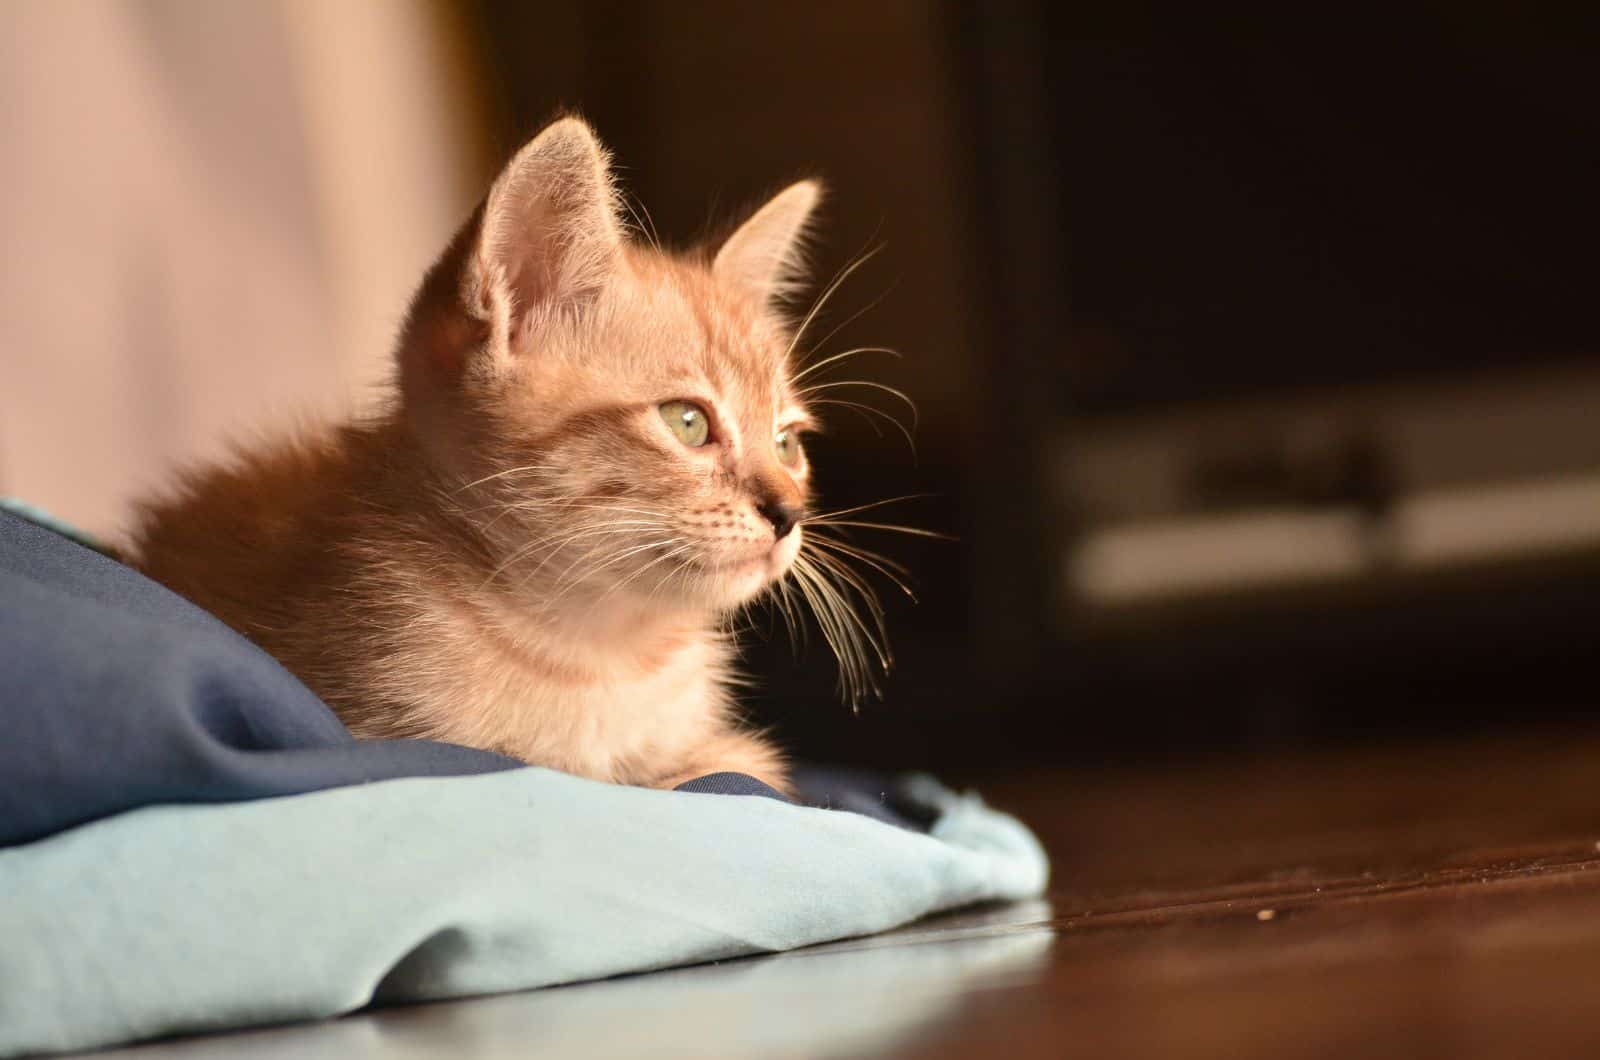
[397, 612, 732, 784]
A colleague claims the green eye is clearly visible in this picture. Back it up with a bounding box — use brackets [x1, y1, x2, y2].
[659, 401, 710, 447]
[775, 428, 802, 468]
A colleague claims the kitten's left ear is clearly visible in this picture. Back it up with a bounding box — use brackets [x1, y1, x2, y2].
[713, 181, 822, 307]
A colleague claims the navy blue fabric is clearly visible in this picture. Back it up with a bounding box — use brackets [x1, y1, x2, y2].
[674, 771, 793, 800]
[791, 765, 938, 830]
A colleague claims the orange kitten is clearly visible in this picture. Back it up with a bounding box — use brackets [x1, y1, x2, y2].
[130, 118, 848, 792]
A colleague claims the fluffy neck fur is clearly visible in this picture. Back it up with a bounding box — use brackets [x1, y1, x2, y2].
[132, 119, 827, 791]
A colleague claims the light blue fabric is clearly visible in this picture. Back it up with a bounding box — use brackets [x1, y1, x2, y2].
[0, 767, 1047, 1058]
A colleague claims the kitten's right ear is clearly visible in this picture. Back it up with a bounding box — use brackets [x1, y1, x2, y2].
[402, 119, 622, 399]
[459, 119, 623, 358]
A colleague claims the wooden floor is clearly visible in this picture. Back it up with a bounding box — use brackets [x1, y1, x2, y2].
[87, 729, 1600, 1058]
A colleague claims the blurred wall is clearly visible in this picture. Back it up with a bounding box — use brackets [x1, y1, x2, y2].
[0, 0, 490, 538]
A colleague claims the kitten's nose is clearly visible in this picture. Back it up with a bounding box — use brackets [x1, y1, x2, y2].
[756, 497, 804, 540]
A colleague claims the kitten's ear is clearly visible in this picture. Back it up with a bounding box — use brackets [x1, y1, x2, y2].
[465, 118, 624, 341]
[713, 181, 821, 307]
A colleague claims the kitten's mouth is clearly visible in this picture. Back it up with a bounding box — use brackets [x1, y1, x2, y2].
[696, 554, 770, 575]
[694, 548, 792, 581]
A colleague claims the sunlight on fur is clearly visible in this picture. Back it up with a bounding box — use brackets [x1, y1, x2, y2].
[131, 117, 923, 793]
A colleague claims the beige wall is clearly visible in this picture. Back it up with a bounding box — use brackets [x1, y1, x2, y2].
[0, 0, 489, 539]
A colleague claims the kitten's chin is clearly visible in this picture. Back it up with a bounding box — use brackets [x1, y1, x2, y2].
[694, 536, 800, 608]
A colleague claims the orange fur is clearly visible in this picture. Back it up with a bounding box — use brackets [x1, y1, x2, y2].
[131, 119, 824, 792]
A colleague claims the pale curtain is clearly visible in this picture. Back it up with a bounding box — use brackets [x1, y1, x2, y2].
[0, 0, 489, 539]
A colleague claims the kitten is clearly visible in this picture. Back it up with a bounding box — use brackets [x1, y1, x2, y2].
[131, 117, 876, 793]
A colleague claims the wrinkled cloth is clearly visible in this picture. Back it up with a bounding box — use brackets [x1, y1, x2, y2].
[0, 766, 1047, 1057]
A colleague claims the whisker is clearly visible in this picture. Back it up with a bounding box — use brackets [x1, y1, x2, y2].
[805, 533, 919, 601]
[542, 536, 681, 607]
[806, 533, 915, 580]
[486, 522, 663, 589]
[804, 519, 955, 540]
[620, 192, 663, 251]
[758, 568, 807, 657]
[584, 541, 696, 615]
[773, 576, 804, 654]
[478, 500, 674, 532]
[802, 493, 934, 523]
[795, 379, 918, 431]
[533, 500, 677, 520]
[455, 495, 676, 533]
[789, 553, 886, 708]
[452, 464, 565, 493]
[793, 282, 896, 369]
[550, 536, 674, 594]
[642, 546, 703, 608]
[514, 522, 669, 583]
[783, 243, 885, 362]
[810, 398, 883, 437]
[805, 547, 890, 644]
[791, 345, 901, 385]
[807, 398, 916, 457]
[788, 558, 861, 703]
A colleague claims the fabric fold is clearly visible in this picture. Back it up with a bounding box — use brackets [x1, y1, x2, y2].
[0, 767, 1048, 1057]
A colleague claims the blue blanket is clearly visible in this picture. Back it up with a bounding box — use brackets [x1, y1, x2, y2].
[0, 508, 1048, 1057]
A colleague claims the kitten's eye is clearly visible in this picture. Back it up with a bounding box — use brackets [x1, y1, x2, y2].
[775, 428, 803, 468]
[658, 401, 711, 447]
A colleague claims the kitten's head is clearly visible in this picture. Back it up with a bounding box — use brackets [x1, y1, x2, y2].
[398, 118, 821, 617]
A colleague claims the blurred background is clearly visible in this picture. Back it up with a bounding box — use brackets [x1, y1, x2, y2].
[4, 2, 1597, 774]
